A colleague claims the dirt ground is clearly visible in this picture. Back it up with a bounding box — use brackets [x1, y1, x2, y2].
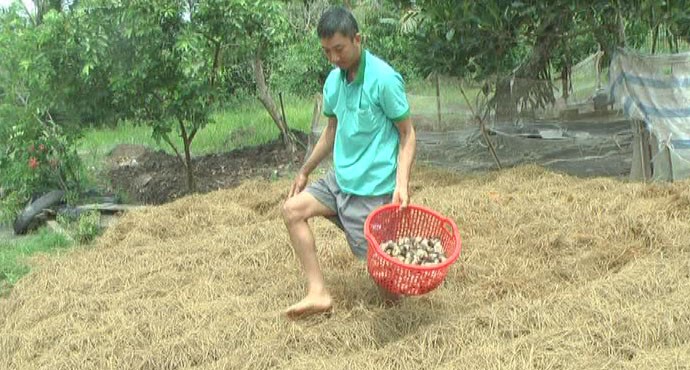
[105, 131, 309, 205]
[106, 112, 635, 207]
[413, 111, 635, 179]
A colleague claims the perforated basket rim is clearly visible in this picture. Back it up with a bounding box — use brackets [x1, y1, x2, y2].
[364, 204, 462, 271]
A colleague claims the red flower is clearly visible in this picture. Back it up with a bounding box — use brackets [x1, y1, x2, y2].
[28, 157, 39, 169]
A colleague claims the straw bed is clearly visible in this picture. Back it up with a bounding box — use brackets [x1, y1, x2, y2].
[2, 165, 690, 369]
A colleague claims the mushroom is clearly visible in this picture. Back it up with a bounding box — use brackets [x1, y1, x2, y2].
[380, 235, 447, 265]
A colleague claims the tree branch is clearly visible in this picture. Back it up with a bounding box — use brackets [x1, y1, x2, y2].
[188, 125, 198, 142]
[21, 1, 37, 26]
[198, 31, 220, 47]
[161, 131, 184, 166]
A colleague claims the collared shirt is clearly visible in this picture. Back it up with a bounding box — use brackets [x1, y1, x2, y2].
[322, 50, 411, 196]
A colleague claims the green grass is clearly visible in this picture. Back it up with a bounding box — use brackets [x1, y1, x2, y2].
[0, 227, 72, 296]
[209, 95, 314, 150]
[2, 95, 317, 296]
[77, 95, 316, 171]
[75, 71, 602, 167]
[407, 78, 480, 112]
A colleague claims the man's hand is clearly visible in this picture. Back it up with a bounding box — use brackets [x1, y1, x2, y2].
[288, 172, 309, 199]
[392, 185, 409, 209]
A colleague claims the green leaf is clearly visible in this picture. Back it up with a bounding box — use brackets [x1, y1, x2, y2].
[19, 59, 31, 71]
[81, 63, 92, 77]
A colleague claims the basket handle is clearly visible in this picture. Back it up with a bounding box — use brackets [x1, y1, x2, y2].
[442, 216, 462, 263]
[441, 216, 457, 235]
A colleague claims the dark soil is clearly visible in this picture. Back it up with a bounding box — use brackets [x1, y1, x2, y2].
[106, 132, 309, 205]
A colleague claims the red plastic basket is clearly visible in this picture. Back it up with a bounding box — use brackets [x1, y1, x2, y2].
[364, 204, 462, 296]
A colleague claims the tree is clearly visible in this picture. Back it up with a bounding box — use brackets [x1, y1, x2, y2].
[78, 0, 294, 192]
[0, 9, 85, 221]
[410, 1, 575, 121]
[411, 0, 690, 122]
[17, 0, 65, 26]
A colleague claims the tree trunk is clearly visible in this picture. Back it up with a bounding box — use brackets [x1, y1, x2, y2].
[494, 77, 516, 123]
[252, 54, 296, 153]
[183, 140, 195, 193]
[561, 62, 571, 101]
[159, 124, 196, 193]
[31, 0, 63, 25]
[616, 0, 626, 47]
[493, 9, 569, 122]
[561, 42, 572, 101]
[179, 119, 196, 193]
[668, 29, 678, 53]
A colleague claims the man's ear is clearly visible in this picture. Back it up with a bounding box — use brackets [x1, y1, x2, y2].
[354, 32, 363, 45]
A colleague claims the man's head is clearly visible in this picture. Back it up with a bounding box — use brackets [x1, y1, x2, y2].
[317, 6, 361, 71]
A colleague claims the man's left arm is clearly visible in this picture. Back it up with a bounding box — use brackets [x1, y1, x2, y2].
[394, 117, 416, 208]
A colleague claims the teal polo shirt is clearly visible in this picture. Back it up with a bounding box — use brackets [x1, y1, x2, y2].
[322, 50, 411, 196]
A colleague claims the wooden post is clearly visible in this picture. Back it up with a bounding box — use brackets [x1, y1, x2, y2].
[595, 46, 603, 90]
[667, 144, 674, 182]
[435, 73, 442, 129]
[279, 92, 288, 128]
[630, 120, 652, 181]
[642, 122, 652, 180]
[305, 93, 324, 164]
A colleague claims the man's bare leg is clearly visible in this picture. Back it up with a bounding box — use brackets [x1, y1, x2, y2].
[282, 192, 337, 318]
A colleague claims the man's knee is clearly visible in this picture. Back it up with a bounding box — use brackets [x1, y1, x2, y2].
[282, 192, 335, 225]
[282, 197, 305, 225]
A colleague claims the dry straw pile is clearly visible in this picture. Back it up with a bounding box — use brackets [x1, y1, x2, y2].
[2, 165, 690, 369]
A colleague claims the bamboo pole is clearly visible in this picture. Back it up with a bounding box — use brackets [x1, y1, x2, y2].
[638, 120, 650, 182]
[435, 73, 442, 128]
[305, 93, 323, 163]
[667, 144, 674, 182]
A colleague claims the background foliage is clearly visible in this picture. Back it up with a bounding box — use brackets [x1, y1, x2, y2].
[1, 0, 689, 221]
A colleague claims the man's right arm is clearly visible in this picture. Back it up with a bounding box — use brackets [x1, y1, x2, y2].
[300, 116, 337, 177]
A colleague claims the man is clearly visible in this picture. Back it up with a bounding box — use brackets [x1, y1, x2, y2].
[282, 6, 416, 319]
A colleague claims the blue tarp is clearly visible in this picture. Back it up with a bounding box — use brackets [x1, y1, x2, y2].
[609, 48, 690, 180]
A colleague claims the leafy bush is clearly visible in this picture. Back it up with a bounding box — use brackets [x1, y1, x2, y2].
[269, 36, 332, 97]
[56, 210, 102, 244]
[0, 110, 84, 223]
[269, 2, 421, 96]
[75, 210, 101, 244]
[0, 10, 86, 223]
[360, 8, 421, 81]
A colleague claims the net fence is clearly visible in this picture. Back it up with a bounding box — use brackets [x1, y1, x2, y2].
[307, 51, 646, 180]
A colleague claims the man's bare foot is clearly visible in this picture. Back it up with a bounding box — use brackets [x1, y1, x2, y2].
[285, 292, 333, 319]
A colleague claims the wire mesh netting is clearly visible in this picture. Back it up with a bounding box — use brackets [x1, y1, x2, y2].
[308, 51, 637, 179]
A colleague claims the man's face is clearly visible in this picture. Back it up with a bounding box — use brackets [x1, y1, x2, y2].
[320, 32, 361, 71]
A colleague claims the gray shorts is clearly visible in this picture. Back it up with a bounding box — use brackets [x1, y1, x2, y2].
[306, 170, 392, 260]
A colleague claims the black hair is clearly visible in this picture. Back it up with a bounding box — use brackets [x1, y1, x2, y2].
[317, 6, 359, 39]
